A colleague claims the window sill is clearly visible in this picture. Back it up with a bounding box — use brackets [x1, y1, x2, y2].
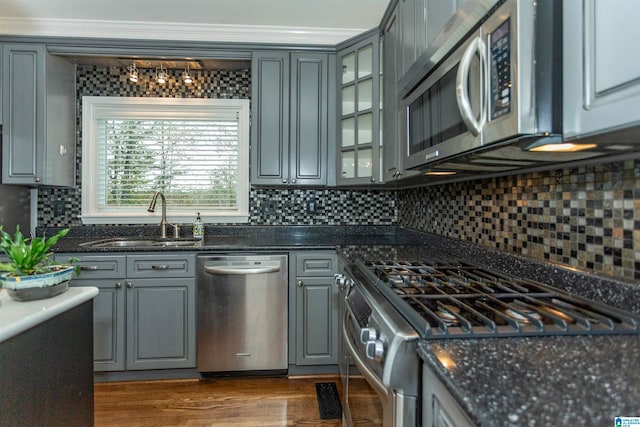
[80, 213, 249, 225]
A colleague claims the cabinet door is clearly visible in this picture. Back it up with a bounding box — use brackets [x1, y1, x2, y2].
[426, 0, 460, 49]
[337, 33, 382, 185]
[401, 0, 428, 75]
[126, 278, 196, 370]
[295, 276, 339, 365]
[70, 278, 126, 372]
[60, 254, 127, 372]
[382, 6, 403, 182]
[2, 43, 44, 185]
[0, 43, 3, 126]
[563, 0, 640, 141]
[289, 53, 330, 186]
[423, 365, 475, 427]
[250, 51, 290, 185]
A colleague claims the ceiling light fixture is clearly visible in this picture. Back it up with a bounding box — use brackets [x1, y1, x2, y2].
[182, 65, 193, 84]
[156, 63, 169, 84]
[127, 62, 139, 83]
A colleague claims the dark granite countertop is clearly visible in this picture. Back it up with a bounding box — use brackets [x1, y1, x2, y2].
[48, 225, 424, 253]
[417, 335, 640, 426]
[49, 224, 640, 425]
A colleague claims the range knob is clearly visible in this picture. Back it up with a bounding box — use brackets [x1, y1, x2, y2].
[360, 327, 377, 344]
[334, 274, 352, 291]
[366, 340, 384, 362]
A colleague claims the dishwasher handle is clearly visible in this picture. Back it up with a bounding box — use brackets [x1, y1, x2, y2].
[204, 265, 281, 275]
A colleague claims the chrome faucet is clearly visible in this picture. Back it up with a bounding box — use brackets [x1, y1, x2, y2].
[147, 191, 176, 238]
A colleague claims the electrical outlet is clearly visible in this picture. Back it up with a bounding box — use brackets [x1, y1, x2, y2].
[53, 201, 65, 217]
[261, 200, 277, 215]
[306, 198, 318, 214]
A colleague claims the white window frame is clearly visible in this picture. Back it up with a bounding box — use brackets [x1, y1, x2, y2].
[81, 96, 250, 224]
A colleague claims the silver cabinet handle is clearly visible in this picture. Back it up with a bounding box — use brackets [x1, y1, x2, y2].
[205, 265, 280, 275]
[115, 282, 122, 289]
[126, 281, 133, 289]
[282, 179, 288, 184]
[291, 178, 296, 184]
[81, 265, 99, 271]
[297, 280, 304, 288]
[151, 265, 170, 270]
[34, 176, 41, 183]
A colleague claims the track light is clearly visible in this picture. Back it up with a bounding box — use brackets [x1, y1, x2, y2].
[156, 63, 169, 84]
[182, 65, 193, 84]
[127, 62, 139, 83]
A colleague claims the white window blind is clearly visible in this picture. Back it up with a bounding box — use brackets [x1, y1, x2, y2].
[82, 97, 250, 224]
[97, 118, 240, 209]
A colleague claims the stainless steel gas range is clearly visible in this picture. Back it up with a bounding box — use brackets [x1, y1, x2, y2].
[337, 254, 640, 427]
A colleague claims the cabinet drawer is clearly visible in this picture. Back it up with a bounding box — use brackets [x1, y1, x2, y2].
[57, 254, 126, 279]
[127, 254, 196, 278]
[296, 252, 337, 276]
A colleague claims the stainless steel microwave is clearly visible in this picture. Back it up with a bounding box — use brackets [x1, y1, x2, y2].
[401, 0, 563, 171]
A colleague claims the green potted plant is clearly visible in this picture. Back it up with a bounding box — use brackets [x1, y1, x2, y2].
[0, 226, 78, 301]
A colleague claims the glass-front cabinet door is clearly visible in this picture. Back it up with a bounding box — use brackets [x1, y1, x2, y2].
[337, 31, 382, 185]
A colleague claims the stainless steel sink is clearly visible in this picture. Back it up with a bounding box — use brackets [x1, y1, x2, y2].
[80, 238, 201, 248]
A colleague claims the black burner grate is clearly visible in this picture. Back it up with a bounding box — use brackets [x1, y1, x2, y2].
[364, 260, 640, 339]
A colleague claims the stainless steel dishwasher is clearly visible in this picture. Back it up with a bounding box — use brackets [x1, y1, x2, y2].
[197, 254, 288, 375]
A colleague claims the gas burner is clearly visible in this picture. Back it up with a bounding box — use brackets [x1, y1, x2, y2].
[435, 304, 460, 325]
[504, 304, 542, 323]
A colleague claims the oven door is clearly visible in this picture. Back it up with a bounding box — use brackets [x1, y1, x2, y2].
[342, 308, 386, 427]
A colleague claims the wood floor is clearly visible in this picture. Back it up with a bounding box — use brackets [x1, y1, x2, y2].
[94, 375, 381, 427]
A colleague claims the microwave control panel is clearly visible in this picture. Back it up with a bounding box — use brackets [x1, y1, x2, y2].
[489, 19, 511, 120]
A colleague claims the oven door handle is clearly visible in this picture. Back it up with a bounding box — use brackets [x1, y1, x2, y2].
[343, 310, 390, 402]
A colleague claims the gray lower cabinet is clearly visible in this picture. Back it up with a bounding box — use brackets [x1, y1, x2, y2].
[58, 253, 196, 372]
[563, 0, 640, 143]
[292, 251, 339, 365]
[251, 51, 334, 186]
[1, 43, 75, 187]
[423, 364, 475, 427]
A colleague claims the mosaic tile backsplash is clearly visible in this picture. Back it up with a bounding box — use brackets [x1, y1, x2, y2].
[37, 65, 640, 281]
[396, 158, 640, 281]
[37, 65, 397, 228]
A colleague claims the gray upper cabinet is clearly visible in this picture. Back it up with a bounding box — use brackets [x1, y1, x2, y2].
[400, 0, 427, 77]
[0, 43, 3, 126]
[251, 51, 334, 186]
[563, 0, 640, 143]
[336, 31, 383, 185]
[382, 4, 419, 183]
[1, 43, 75, 187]
[426, 0, 462, 50]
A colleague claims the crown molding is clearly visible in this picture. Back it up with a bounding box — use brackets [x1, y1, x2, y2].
[0, 17, 366, 45]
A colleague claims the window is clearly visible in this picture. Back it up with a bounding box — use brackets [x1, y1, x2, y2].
[81, 96, 250, 224]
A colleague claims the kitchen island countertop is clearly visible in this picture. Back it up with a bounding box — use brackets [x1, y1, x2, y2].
[0, 286, 98, 343]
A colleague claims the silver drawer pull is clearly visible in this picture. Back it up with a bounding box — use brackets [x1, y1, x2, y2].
[81, 265, 99, 271]
[151, 264, 170, 270]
